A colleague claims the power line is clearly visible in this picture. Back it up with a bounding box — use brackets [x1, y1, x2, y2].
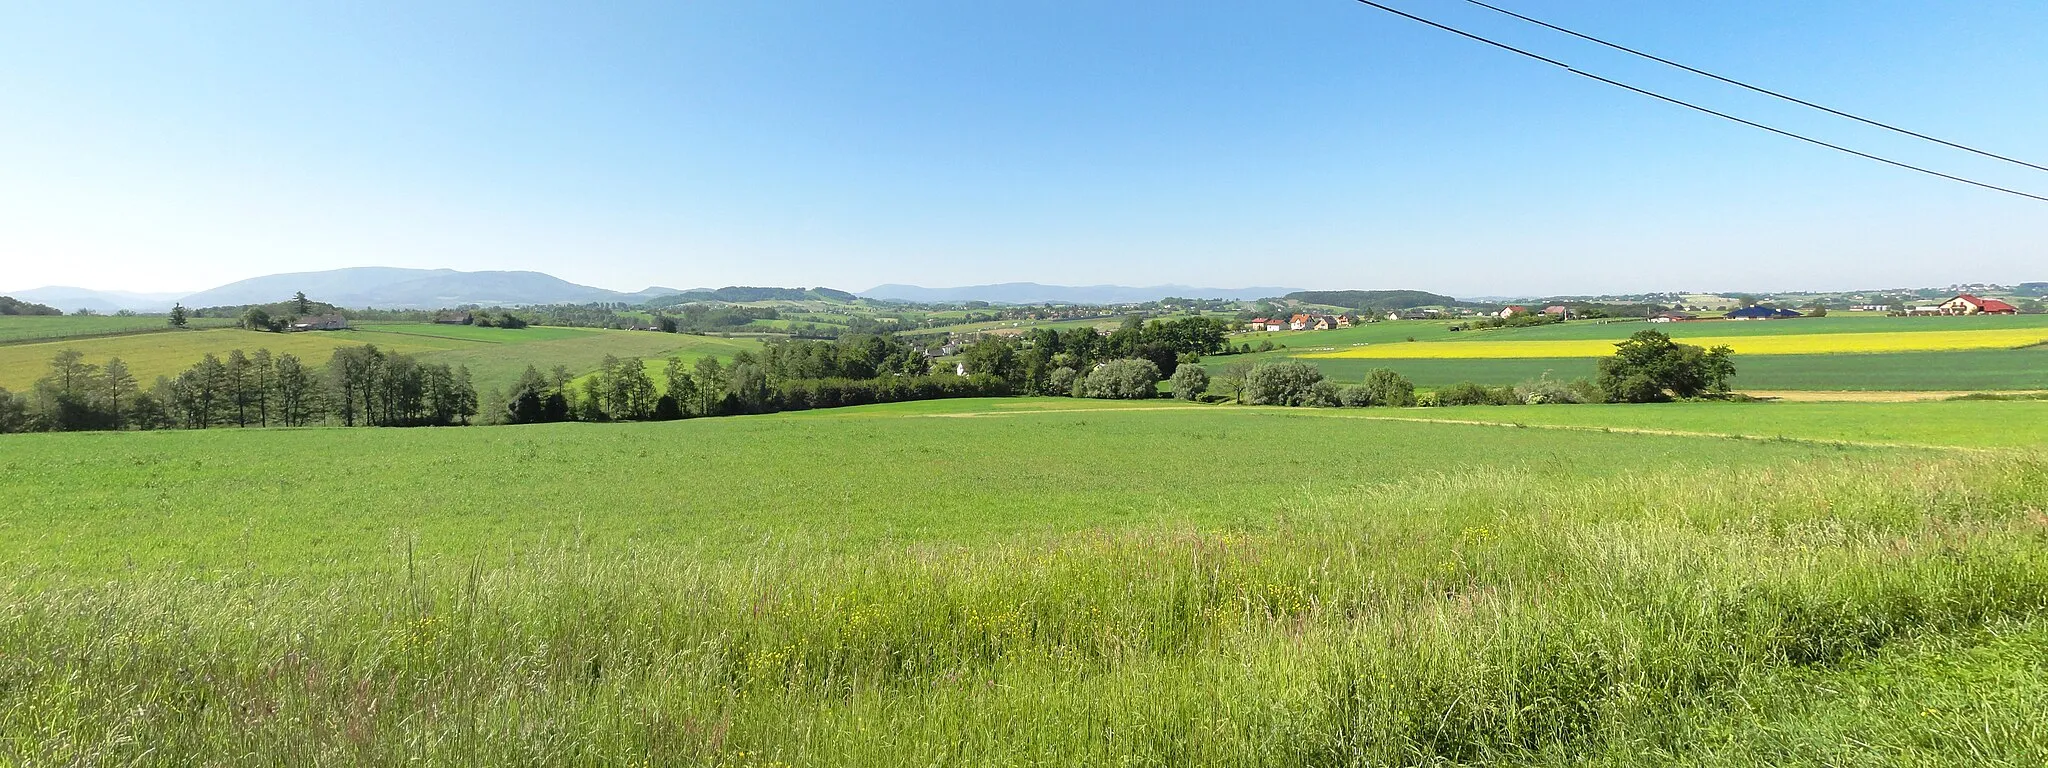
[1461, 0, 2048, 174]
[1348, 0, 2048, 204]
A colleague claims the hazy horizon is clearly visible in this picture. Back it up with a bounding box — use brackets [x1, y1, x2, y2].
[5, 2, 2045, 296]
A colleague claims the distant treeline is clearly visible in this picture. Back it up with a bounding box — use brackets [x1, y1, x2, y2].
[0, 344, 477, 434]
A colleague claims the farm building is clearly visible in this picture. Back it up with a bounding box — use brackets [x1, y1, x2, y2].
[1541, 305, 1571, 319]
[433, 312, 472, 325]
[1497, 306, 1527, 319]
[1647, 311, 1697, 323]
[1937, 294, 2019, 315]
[289, 315, 349, 331]
[1723, 306, 1802, 320]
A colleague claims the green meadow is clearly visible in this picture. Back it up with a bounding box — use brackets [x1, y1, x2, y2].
[4, 398, 2046, 765]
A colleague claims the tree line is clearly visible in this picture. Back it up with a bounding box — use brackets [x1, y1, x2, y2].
[499, 333, 1004, 425]
[0, 344, 477, 433]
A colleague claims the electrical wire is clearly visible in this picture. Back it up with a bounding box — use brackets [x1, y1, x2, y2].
[1462, 0, 2048, 174]
[1348, 0, 2048, 203]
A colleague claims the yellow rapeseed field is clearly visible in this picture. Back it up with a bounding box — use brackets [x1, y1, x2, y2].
[1302, 329, 2048, 359]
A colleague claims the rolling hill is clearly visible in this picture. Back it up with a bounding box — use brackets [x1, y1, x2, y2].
[176, 267, 680, 309]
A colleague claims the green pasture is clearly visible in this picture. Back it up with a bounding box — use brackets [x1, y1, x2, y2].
[1209, 346, 2048, 391]
[3, 399, 2046, 764]
[0, 314, 236, 344]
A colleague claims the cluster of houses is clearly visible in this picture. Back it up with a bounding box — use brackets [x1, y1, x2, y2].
[1247, 313, 1356, 332]
[1494, 305, 1573, 320]
[1911, 293, 2020, 316]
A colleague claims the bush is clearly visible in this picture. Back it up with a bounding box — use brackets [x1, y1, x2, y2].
[1337, 384, 1375, 408]
[1359, 368, 1416, 407]
[1047, 367, 1080, 397]
[1306, 380, 1341, 407]
[1436, 382, 1517, 407]
[1243, 361, 1326, 406]
[1080, 359, 1162, 400]
[1514, 375, 1583, 405]
[1169, 365, 1209, 401]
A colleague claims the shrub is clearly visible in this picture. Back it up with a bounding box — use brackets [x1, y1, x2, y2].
[1242, 361, 1326, 406]
[1169, 364, 1209, 401]
[1048, 367, 1080, 397]
[1337, 384, 1375, 408]
[1081, 359, 1162, 400]
[1359, 368, 1416, 407]
[1306, 380, 1341, 407]
[1436, 382, 1517, 407]
[1514, 375, 1582, 405]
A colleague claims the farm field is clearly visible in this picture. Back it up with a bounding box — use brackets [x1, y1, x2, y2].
[0, 314, 235, 344]
[0, 328, 470, 391]
[1207, 347, 2048, 391]
[1302, 327, 2048, 359]
[3, 398, 2046, 765]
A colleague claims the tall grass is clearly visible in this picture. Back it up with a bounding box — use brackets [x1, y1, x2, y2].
[5, 453, 2045, 765]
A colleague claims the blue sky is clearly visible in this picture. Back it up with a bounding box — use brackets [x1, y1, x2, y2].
[3, 1, 2044, 297]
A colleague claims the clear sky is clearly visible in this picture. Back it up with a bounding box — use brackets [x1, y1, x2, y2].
[3, 1, 2045, 297]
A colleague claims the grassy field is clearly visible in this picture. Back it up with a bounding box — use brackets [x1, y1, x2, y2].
[0, 315, 236, 344]
[3, 399, 2046, 765]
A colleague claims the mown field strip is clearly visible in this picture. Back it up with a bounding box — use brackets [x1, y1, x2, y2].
[1302, 328, 2048, 359]
[921, 399, 2039, 454]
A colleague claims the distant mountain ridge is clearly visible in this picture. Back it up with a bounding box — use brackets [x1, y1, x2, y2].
[175, 267, 680, 310]
[5, 286, 188, 313]
[861, 282, 1301, 304]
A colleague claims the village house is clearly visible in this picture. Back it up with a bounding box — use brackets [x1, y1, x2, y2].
[1937, 293, 2019, 315]
[1541, 305, 1570, 319]
[1247, 318, 1277, 332]
[1288, 314, 1312, 331]
[1335, 314, 1353, 328]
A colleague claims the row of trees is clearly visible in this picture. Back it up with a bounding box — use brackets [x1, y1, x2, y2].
[0, 344, 477, 433]
[501, 334, 1005, 425]
[957, 316, 1234, 395]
